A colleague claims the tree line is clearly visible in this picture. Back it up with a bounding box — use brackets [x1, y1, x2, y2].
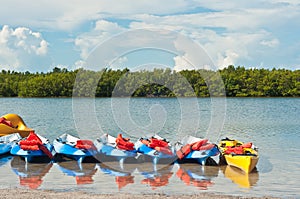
[0, 65, 299, 97]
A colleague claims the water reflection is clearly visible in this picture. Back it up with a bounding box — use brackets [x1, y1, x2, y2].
[176, 163, 218, 190]
[0, 155, 12, 167]
[56, 160, 97, 185]
[137, 163, 173, 190]
[10, 156, 52, 189]
[221, 165, 259, 188]
[99, 162, 136, 190]
[5, 158, 261, 192]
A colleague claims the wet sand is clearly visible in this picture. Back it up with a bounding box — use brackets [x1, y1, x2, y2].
[0, 189, 280, 199]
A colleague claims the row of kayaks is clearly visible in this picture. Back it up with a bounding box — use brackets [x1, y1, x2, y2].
[1, 132, 259, 173]
[0, 113, 259, 173]
[2, 132, 218, 165]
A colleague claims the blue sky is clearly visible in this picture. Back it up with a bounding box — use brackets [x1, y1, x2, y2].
[0, 0, 299, 72]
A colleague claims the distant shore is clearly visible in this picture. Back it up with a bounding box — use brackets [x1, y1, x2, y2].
[1, 66, 299, 98]
[0, 189, 280, 199]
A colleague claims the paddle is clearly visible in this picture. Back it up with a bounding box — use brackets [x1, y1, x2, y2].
[38, 144, 53, 159]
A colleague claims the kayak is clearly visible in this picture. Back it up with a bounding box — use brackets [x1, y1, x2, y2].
[135, 135, 176, 165]
[10, 156, 53, 189]
[10, 131, 53, 163]
[0, 133, 22, 155]
[53, 133, 98, 163]
[0, 113, 34, 137]
[56, 161, 97, 185]
[174, 135, 220, 165]
[94, 133, 138, 163]
[218, 137, 259, 174]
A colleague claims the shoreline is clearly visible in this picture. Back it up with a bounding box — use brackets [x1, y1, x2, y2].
[0, 188, 281, 199]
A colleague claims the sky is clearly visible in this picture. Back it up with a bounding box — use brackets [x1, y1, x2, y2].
[0, 0, 300, 72]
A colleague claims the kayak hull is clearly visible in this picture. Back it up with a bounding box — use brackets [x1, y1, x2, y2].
[0, 114, 34, 138]
[224, 154, 259, 174]
[10, 143, 53, 163]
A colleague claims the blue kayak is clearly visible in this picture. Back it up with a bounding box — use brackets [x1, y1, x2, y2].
[10, 132, 53, 163]
[174, 135, 219, 165]
[53, 133, 98, 163]
[95, 133, 138, 163]
[0, 133, 21, 155]
[135, 135, 176, 165]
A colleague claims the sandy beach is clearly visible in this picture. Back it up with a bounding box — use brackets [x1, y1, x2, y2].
[0, 189, 281, 199]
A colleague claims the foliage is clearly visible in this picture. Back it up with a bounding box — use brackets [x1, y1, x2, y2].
[0, 66, 299, 97]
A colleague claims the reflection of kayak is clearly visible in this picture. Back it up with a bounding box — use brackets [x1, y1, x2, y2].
[176, 163, 218, 190]
[10, 132, 53, 163]
[95, 134, 137, 163]
[174, 135, 219, 165]
[10, 156, 52, 189]
[222, 165, 259, 188]
[0, 155, 12, 167]
[56, 161, 97, 185]
[53, 133, 98, 163]
[99, 162, 136, 190]
[0, 133, 22, 155]
[0, 113, 34, 137]
[219, 138, 259, 174]
[135, 135, 176, 165]
[138, 163, 173, 190]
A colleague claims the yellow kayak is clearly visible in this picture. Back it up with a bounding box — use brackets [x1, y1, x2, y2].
[0, 113, 34, 137]
[219, 138, 259, 174]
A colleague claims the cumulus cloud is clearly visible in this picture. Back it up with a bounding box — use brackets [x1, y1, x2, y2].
[173, 55, 193, 71]
[217, 50, 239, 69]
[107, 4, 298, 69]
[0, 0, 193, 32]
[75, 20, 125, 59]
[0, 25, 48, 70]
[1, 0, 300, 71]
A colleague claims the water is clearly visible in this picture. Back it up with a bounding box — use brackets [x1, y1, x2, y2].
[0, 97, 299, 198]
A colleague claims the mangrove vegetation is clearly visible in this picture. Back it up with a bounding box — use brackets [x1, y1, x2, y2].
[0, 65, 299, 97]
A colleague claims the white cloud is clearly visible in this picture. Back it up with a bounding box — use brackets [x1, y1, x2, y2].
[75, 20, 125, 59]
[74, 60, 87, 69]
[1, 1, 300, 70]
[127, 19, 278, 69]
[217, 50, 239, 69]
[260, 39, 279, 48]
[0, 25, 48, 70]
[0, 0, 193, 31]
[173, 55, 192, 71]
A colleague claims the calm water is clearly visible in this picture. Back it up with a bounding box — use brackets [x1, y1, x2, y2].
[0, 98, 299, 198]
